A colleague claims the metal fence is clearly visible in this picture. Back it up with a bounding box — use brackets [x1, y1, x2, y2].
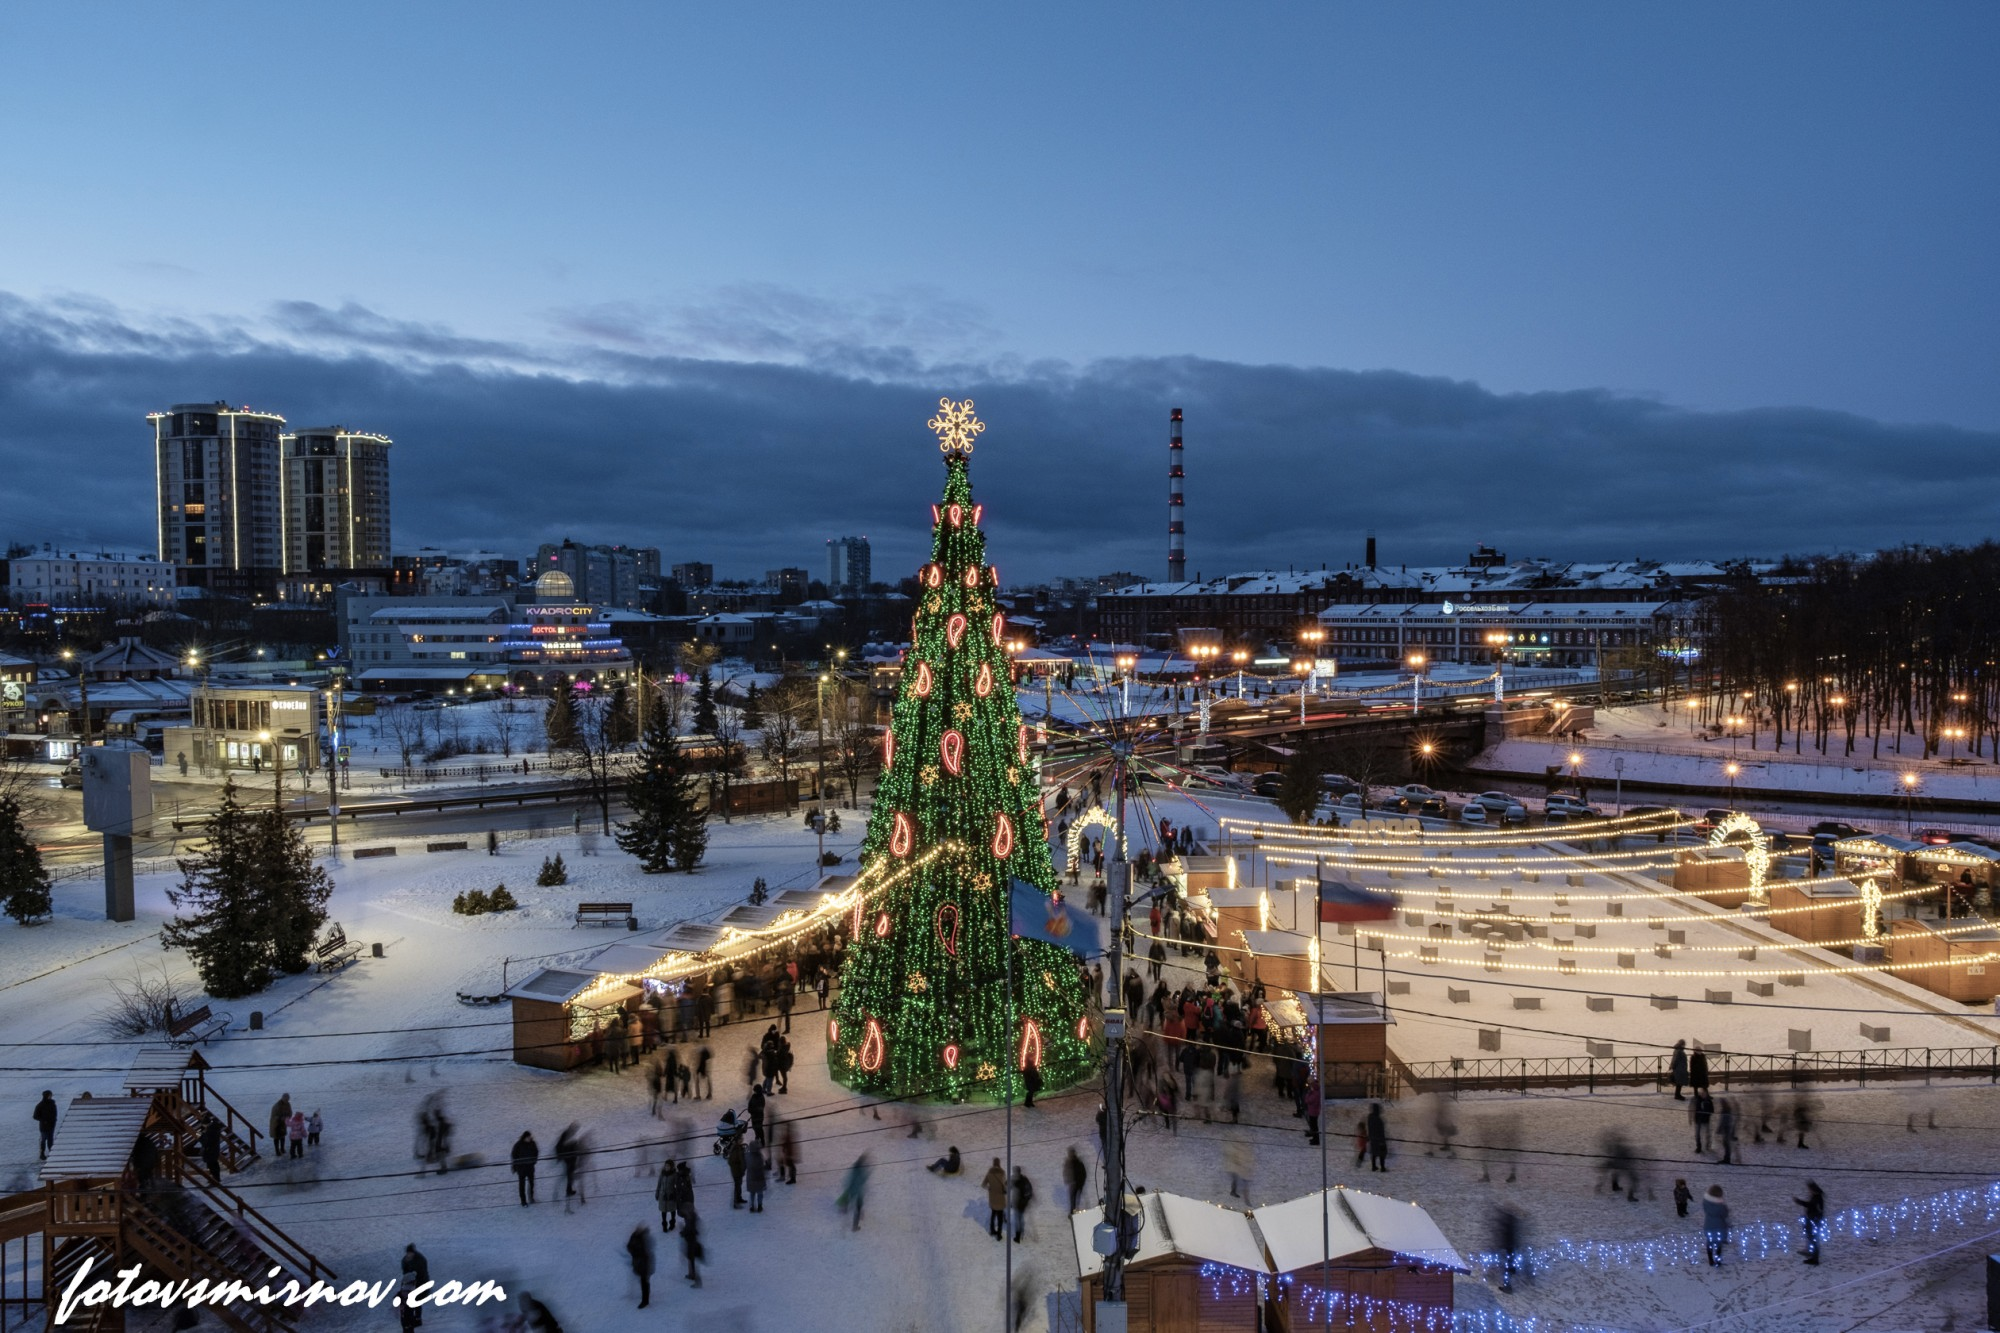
[1396, 1044, 2000, 1096]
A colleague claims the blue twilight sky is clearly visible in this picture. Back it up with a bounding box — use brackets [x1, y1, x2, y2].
[1, 3, 1997, 582]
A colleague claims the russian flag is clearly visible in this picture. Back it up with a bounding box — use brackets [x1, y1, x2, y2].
[1315, 879, 1396, 923]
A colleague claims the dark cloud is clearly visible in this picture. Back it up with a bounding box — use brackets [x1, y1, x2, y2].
[0, 292, 1994, 586]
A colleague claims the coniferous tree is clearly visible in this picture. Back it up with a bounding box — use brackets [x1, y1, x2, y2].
[162, 782, 274, 998]
[0, 796, 52, 924]
[1276, 747, 1326, 825]
[607, 683, 639, 747]
[739, 681, 762, 731]
[253, 807, 333, 974]
[616, 706, 709, 872]
[830, 401, 1094, 1101]
[693, 671, 719, 733]
[544, 680, 578, 752]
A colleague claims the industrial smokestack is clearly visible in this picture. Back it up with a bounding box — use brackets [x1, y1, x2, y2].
[1167, 407, 1186, 582]
[1366, 532, 1377, 570]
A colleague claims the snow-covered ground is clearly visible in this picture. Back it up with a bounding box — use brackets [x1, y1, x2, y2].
[7, 789, 2000, 1329]
[1474, 703, 2000, 806]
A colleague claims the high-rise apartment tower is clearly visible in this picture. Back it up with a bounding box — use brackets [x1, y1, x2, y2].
[281, 426, 394, 571]
[150, 402, 286, 591]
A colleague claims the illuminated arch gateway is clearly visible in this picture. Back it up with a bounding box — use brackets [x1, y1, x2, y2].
[1707, 812, 1771, 906]
[1065, 804, 1122, 876]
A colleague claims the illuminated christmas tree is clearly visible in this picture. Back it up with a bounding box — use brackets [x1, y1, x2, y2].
[828, 399, 1097, 1101]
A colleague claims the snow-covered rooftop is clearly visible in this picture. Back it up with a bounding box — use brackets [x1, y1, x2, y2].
[1255, 1188, 1467, 1274]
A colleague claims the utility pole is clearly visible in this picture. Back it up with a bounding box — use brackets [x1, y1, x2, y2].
[1097, 738, 1134, 1314]
[815, 671, 829, 870]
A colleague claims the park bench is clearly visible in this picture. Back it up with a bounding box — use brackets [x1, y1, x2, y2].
[575, 901, 636, 929]
[167, 1003, 232, 1047]
[314, 923, 364, 973]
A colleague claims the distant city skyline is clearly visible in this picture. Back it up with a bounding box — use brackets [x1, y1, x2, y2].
[3, 4, 1997, 582]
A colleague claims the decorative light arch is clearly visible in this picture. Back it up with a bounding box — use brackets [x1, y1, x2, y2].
[1065, 803, 1123, 875]
[1707, 811, 1771, 906]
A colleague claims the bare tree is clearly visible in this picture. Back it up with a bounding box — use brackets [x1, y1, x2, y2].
[759, 676, 810, 788]
[380, 704, 423, 769]
[565, 690, 627, 834]
[710, 698, 747, 823]
[829, 677, 879, 810]
[490, 705, 519, 758]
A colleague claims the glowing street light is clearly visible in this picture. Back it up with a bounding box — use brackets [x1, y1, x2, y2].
[1115, 653, 1137, 716]
[1725, 760, 1740, 808]
[1231, 648, 1249, 699]
[1407, 653, 1426, 716]
[1293, 659, 1312, 725]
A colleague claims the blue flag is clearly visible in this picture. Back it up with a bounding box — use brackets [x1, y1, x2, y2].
[1009, 879, 1108, 955]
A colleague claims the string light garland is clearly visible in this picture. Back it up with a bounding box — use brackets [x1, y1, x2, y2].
[826, 403, 1094, 1100]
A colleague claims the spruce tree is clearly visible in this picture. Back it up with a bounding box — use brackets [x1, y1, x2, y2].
[162, 782, 274, 998]
[740, 682, 762, 731]
[253, 807, 333, 973]
[616, 706, 709, 872]
[607, 683, 639, 747]
[544, 680, 578, 751]
[0, 796, 52, 924]
[829, 400, 1094, 1101]
[693, 670, 718, 733]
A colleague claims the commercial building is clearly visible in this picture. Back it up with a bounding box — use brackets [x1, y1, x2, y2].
[150, 402, 287, 593]
[280, 426, 393, 571]
[171, 683, 323, 776]
[533, 541, 660, 610]
[6, 549, 176, 608]
[826, 536, 871, 594]
[337, 570, 634, 692]
[1316, 599, 1697, 669]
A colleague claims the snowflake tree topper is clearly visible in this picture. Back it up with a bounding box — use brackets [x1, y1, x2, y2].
[929, 397, 986, 457]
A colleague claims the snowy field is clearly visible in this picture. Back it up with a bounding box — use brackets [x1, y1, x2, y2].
[6, 790, 2000, 1329]
[1477, 703, 2000, 806]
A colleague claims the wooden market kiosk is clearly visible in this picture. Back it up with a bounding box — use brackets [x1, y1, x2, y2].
[1257, 1187, 1466, 1333]
[506, 967, 645, 1071]
[1673, 847, 1754, 907]
[1294, 991, 1395, 1097]
[1888, 917, 2000, 1003]
[1765, 878, 1867, 946]
[1072, 1191, 1270, 1333]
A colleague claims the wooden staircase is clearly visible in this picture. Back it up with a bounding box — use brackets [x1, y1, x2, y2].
[19, 1084, 333, 1333]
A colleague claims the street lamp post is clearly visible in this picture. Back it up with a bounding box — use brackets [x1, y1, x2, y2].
[1725, 761, 1739, 809]
[1901, 772, 1919, 838]
[1407, 654, 1426, 717]
[259, 730, 284, 814]
[1116, 654, 1137, 717]
[1294, 660, 1311, 726]
[1232, 649, 1248, 700]
[1486, 631, 1507, 703]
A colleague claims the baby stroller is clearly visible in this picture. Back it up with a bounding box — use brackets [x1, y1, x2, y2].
[711, 1109, 748, 1157]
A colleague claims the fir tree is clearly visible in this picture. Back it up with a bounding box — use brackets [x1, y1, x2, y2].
[607, 683, 639, 747]
[1276, 746, 1326, 825]
[739, 681, 762, 731]
[616, 706, 709, 872]
[162, 782, 275, 998]
[0, 796, 52, 924]
[252, 807, 333, 974]
[693, 670, 718, 733]
[829, 400, 1094, 1102]
[544, 680, 578, 751]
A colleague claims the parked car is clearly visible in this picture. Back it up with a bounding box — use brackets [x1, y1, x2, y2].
[1914, 826, 1955, 846]
[1411, 796, 1449, 818]
[1691, 808, 1735, 835]
[1471, 790, 1529, 822]
[1459, 803, 1489, 825]
[1337, 792, 1364, 810]
[1318, 773, 1359, 797]
[1252, 772, 1285, 798]
[1190, 766, 1251, 792]
[411, 700, 444, 712]
[1809, 820, 1867, 840]
[59, 759, 83, 789]
[1545, 794, 1598, 819]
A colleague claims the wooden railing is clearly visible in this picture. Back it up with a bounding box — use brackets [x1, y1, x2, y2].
[122, 1197, 290, 1333]
[185, 1179, 335, 1285]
